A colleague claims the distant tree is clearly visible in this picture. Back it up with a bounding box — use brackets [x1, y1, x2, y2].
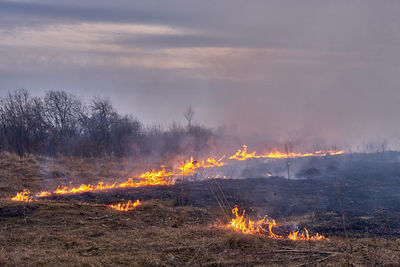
[29, 96, 49, 153]
[43, 90, 83, 154]
[80, 97, 143, 156]
[0, 90, 217, 159]
[110, 114, 143, 156]
[80, 97, 117, 155]
[0, 89, 51, 156]
[183, 107, 194, 129]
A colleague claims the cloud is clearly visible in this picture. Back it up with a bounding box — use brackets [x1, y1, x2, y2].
[0, 0, 400, 148]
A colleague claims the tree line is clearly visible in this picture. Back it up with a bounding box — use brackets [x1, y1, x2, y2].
[0, 89, 216, 158]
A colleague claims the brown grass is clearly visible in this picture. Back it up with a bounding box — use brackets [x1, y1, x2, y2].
[0, 152, 148, 199]
[1, 152, 400, 266]
[0, 200, 399, 266]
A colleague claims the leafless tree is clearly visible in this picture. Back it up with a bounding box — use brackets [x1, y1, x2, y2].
[183, 107, 194, 129]
[0, 89, 36, 156]
[43, 90, 82, 154]
[0, 90, 216, 159]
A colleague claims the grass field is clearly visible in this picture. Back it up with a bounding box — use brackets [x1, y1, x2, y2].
[1, 153, 400, 266]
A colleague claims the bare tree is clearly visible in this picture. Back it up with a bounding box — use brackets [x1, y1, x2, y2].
[0, 90, 217, 159]
[183, 107, 195, 129]
[43, 90, 82, 154]
[81, 97, 117, 155]
[0, 89, 36, 156]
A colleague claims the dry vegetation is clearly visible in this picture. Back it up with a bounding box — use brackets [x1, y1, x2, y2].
[1, 153, 400, 266]
[0, 152, 143, 199]
[1, 200, 400, 266]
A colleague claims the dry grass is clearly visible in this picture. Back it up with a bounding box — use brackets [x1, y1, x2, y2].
[0, 152, 148, 199]
[0, 200, 399, 266]
[1, 152, 400, 266]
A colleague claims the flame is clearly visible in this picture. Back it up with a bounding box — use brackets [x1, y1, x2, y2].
[227, 207, 327, 241]
[199, 156, 225, 168]
[118, 169, 174, 188]
[229, 145, 344, 161]
[229, 206, 265, 234]
[11, 189, 33, 202]
[229, 145, 258, 161]
[11, 168, 174, 201]
[288, 228, 326, 241]
[109, 199, 141, 211]
[36, 191, 51, 197]
[178, 156, 225, 175]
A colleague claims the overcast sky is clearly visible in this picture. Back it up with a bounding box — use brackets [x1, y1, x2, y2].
[0, 0, 399, 148]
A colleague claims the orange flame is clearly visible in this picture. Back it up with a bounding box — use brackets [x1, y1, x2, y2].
[36, 191, 51, 198]
[229, 145, 344, 161]
[118, 169, 174, 188]
[227, 207, 327, 241]
[229, 145, 258, 161]
[229, 206, 265, 234]
[178, 156, 225, 175]
[288, 228, 326, 241]
[109, 199, 141, 211]
[11, 189, 33, 202]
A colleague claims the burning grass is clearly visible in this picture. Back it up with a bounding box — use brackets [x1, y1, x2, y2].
[10, 190, 33, 202]
[109, 199, 141, 211]
[229, 145, 344, 161]
[227, 206, 327, 240]
[8, 145, 344, 202]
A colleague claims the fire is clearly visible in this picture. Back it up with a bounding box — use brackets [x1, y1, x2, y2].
[10, 168, 174, 201]
[109, 199, 141, 211]
[178, 156, 225, 175]
[36, 191, 51, 197]
[51, 169, 173, 195]
[119, 169, 174, 188]
[199, 156, 225, 168]
[52, 182, 117, 195]
[229, 206, 282, 238]
[229, 145, 258, 161]
[288, 228, 327, 241]
[227, 206, 327, 241]
[229, 206, 265, 234]
[229, 145, 344, 161]
[11, 189, 33, 202]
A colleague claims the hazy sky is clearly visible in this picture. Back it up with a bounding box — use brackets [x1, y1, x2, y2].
[0, 0, 399, 147]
